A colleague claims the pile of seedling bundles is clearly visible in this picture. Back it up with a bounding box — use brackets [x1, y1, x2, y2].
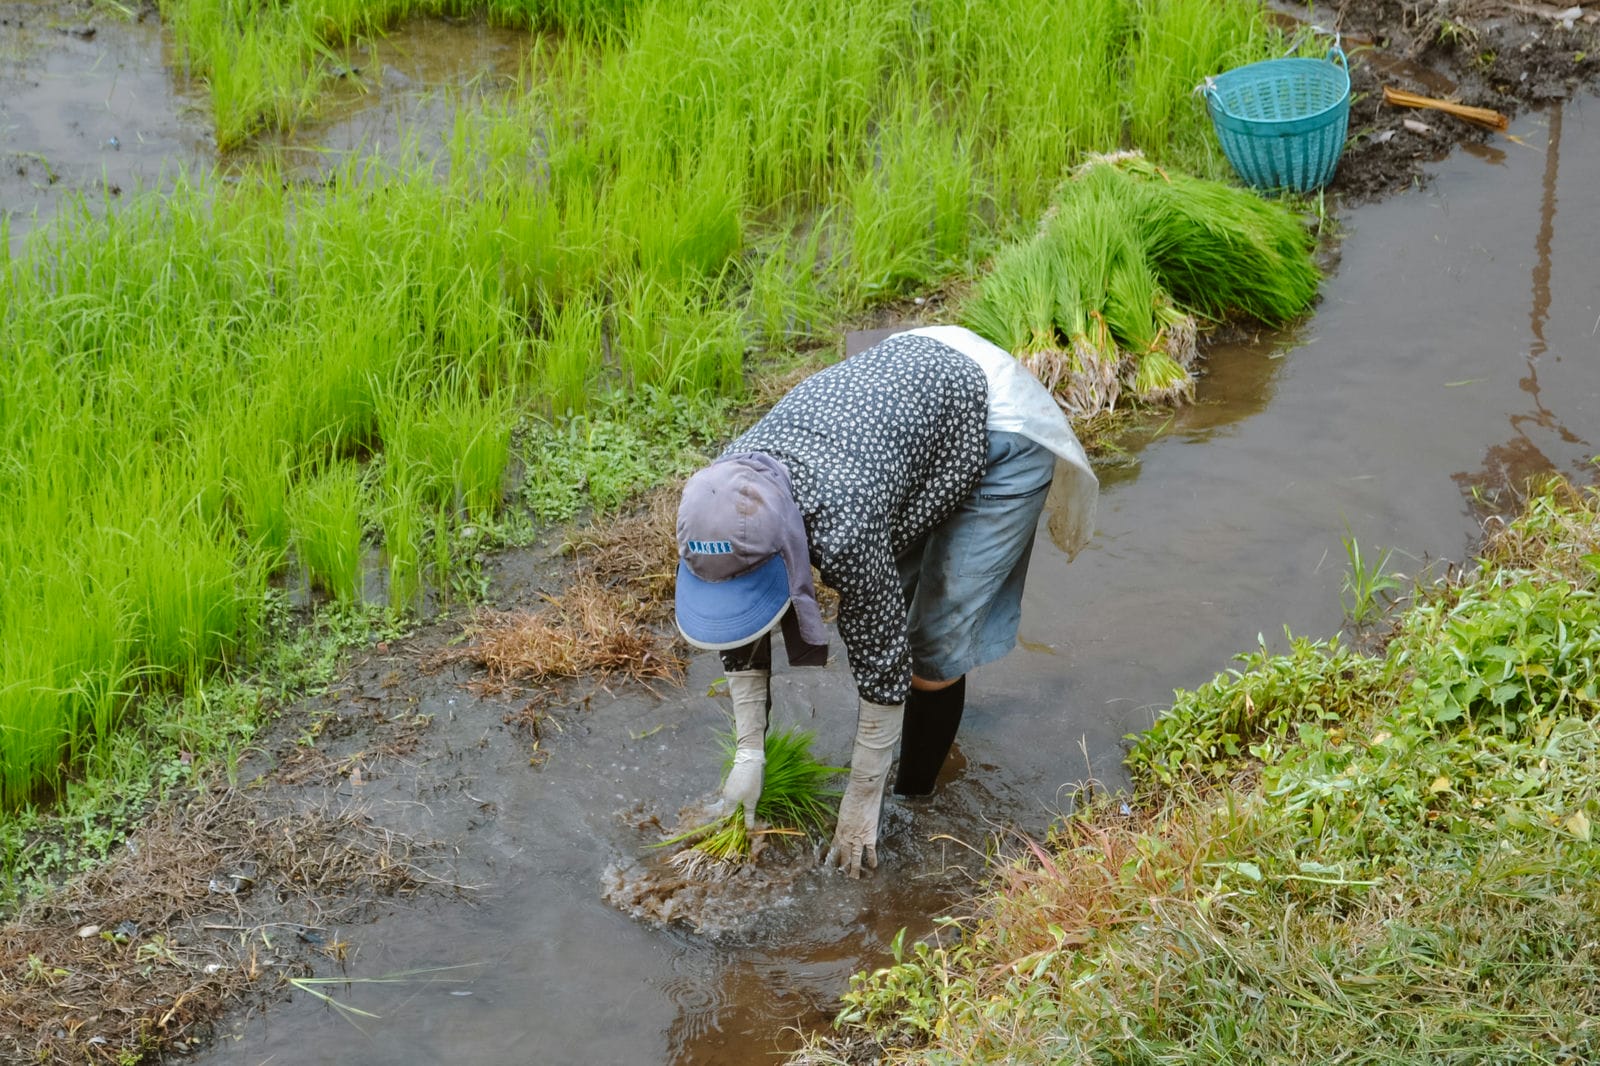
[961, 153, 1321, 417]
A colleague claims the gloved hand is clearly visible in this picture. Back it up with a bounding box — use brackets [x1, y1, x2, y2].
[718, 670, 769, 829]
[823, 698, 904, 877]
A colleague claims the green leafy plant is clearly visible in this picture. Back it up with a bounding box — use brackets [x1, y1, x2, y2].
[287, 459, 369, 605]
[1340, 528, 1404, 627]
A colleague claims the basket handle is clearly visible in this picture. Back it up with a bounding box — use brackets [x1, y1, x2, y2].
[1282, 24, 1346, 63]
[1196, 29, 1345, 98]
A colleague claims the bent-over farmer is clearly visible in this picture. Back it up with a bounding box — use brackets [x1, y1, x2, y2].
[673, 326, 1098, 877]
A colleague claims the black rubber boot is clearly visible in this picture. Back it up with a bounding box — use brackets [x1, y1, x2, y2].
[893, 676, 966, 797]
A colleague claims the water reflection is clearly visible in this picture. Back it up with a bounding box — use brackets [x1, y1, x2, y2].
[1453, 99, 1594, 511]
[1079, 326, 1298, 500]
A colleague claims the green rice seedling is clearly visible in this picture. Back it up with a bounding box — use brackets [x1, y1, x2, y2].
[227, 421, 294, 571]
[958, 235, 1058, 357]
[1130, 349, 1193, 404]
[742, 211, 851, 348]
[447, 387, 515, 524]
[0, 643, 68, 810]
[959, 288, 1029, 357]
[396, 372, 515, 523]
[533, 291, 604, 418]
[846, 162, 930, 302]
[1102, 239, 1161, 356]
[746, 727, 847, 833]
[930, 124, 979, 263]
[1152, 290, 1200, 369]
[426, 501, 460, 603]
[614, 272, 745, 397]
[125, 514, 254, 684]
[845, 89, 971, 299]
[380, 469, 425, 615]
[1015, 240, 1067, 358]
[657, 725, 844, 873]
[287, 459, 369, 605]
[1099, 224, 1197, 405]
[1047, 201, 1130, 412]
[1107, 156, 1321, 325]
[0, 563, 137, 807]
[460, 175, 562, 321]
[945, 0, 1128, 218]
[745, 233, 808, 349]
[89, 450, 258, 685]
[610, 117, 747, 286]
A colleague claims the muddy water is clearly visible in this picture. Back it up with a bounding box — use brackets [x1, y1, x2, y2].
[0, 1, 204, 256]
[179, 98, 1600, 1065]
[1, 4, 523, 257]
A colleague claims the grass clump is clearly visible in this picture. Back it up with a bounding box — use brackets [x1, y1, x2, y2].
[806, 479, 1600, 1065]
[660, 726, 844, 874]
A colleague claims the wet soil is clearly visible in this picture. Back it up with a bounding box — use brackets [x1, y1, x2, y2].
[1322, 0, 1600, 199]
[3, 2, 1600, 1064]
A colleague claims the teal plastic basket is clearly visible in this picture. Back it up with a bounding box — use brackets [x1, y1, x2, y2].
[1203, 46, 1350, 193]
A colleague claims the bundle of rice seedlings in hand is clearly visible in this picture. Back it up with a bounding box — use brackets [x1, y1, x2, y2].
[657, 726, 844, 878]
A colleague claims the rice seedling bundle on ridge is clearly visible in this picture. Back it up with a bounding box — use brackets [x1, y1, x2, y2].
[961, 154, 1319, 417]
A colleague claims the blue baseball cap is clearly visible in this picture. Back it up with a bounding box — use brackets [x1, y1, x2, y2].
[674, 454, 827, 653]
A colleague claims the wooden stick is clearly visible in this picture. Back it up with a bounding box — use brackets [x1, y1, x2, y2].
[1382, 86, 1509, 131]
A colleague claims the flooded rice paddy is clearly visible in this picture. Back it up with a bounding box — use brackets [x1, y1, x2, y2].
[5, 7, 1599, 1064]
[185, 97, 1597, 1065]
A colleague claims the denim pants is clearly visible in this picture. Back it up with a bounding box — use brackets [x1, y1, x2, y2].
[896, 430, 1055, 682]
